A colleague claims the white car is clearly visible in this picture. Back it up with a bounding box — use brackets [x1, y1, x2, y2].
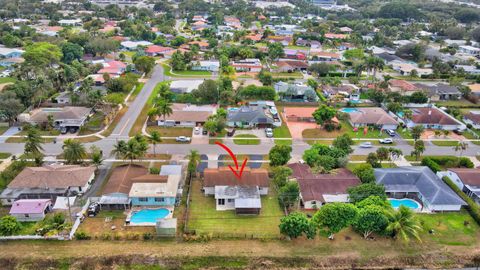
[194, 127, 200, 135]
[175, 136, 191, 142]
[379, 138, 394, 144]
[359, 142, 373, 148]
[265, 128, 273, 138]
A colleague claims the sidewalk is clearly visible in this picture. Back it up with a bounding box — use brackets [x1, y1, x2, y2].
[393, 156, 412, 167]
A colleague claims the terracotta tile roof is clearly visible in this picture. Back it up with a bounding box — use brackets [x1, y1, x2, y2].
[410, 108, 458, 125]
[102, 164, 167, 195]
[275, 60, 309, 68]
[349, 108, 398, 126]
[449, 168, 480, 186]
[145, 45, 173, 54]
[203, 167, 269, 188]
[324, 33, 347, 39]
[287, 164, 360, 202]
[8, 165, 95, 189]
[389, 79, 418, 92]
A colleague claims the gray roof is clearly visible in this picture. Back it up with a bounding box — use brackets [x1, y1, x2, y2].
[160, 165, 183, 176]
[228, 106, 274, 124]
[415, 83, 461, 96]
[375, 166, 466, 206]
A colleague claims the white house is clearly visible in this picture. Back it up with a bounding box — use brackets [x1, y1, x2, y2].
[439, 169, 480, 204]
[191, 60, 220, 72]
[458, 45, 480, 57]
[9, 199, 52, 222]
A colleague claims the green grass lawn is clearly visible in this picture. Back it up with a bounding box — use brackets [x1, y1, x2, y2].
[146, 126, 192, 144]
[128, 82, 145, 102]
[431, 140, 458, 147]
[188, 180, 283, 238]
[209, 129, 227, 144]
[435, 99, 480, 108]
[233, 134, 261, 145]
[346, 162, 397, 171]
[6, 129, 60, 143]
[78, 111, 106, 135]
[302, 121, 389, 139]
[271, 72, 303, 79]
[0, 77, 16, 84]
[161, 63, 211, 77]
[417, 211, 480, 246]
[0, 126, 8, 135]
[0, 152, 12, 159]
[273, 124, 292, 146]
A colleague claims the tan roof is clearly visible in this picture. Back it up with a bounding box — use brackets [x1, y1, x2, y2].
[449, 168, 480, 186]
[411, 108, 458, 125]
[8, 165, 95, 189]
[28, 106, 91, 123]
[389, 79, 418, 92]
[154, 103, 216, 122]
[102, 164, 167, 195]
[204, 167, 269, 188]
[469, 84, 480, 93]
[275, 60, 309, 68]
[349, 108, 398, 126]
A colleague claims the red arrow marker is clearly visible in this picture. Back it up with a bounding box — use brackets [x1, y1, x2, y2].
[215, 142, 248, 180]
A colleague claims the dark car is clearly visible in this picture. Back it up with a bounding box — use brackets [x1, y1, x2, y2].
[227, 128, 236, 137]
[87, 203, 100, 217]
[202, 129, 208, 135]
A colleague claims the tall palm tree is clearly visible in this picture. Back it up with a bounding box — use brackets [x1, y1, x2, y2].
[156, 99, 173, 126]
[149, 131, 162, 157]
[111, 140, 127, 160]
[124, 139, 147, 163]
[90, 146, 104, 170]
[186, 149, 201, 179]
[62, 139, 87, 164]
[454, 141, 468, 156]
[386, 205, 422, 242]
[24, 126, 44, 156]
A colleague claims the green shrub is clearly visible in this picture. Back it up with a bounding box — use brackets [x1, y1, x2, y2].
[421, 157, 442, 173]
[442, 176, 480, 225]
[149, 167, 160, 174]
[459, 157, 474, 168]
[143, 232, 153, 240]
[74, 231, 91, 240]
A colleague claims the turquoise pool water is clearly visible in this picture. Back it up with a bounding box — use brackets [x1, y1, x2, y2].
[130, 208, 169, 224]
[340, 108, 359, 113]
[388, 198, 421, 209]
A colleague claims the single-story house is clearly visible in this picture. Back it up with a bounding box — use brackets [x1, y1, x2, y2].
[274, 60, 309, 72]
[144, 45, 174, 57]
[203, 167, 269, 214]
[170, 80, 204, 93]
[296, 38, 321, 49]
[348, 107, 399, 130]
[121, 40, 153, 50]
[324, 33, 348, 39]
[464, 111, 480, 129]
[388, 79, 418, 95]
[156, 103, 216, 127]
[469, 84, 480, 97]
[403, 107, 465, 131]
[128, 175, 180, 206]
[97, 60, 127, 76]
[391, 63, 433, 77]
[0, 165, 95, 205]
[227, 102, 281, 128]
[191, 60, 220, 72]
[284, 49, 307, 60]
[18, 106, 92, 130]
[274, 81, 318, 102]
[458, 45, 480, 56]
[454, 65, 480, 75]
[375, 166, 466, 211]
[231, 58, 263, 72]
[322, 84, 359, 99]
[288, 163, 360, 209]
[440, 168, 480, 204]
[311, 51, 341, 62]
[0, 46, 25, 67]
[9, 199, 53, 222]
[266, 35, 292, 46]
[414, 83, 461, 101]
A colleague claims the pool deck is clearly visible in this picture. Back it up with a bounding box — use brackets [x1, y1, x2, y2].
[126, 206, 175, 226]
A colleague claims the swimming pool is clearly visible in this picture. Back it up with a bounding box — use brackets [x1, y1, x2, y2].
[388, 198, 421, 210]
[340, 108, 359, 113]
[130, 208, 170, 224]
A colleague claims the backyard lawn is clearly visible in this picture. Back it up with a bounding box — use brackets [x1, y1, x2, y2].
[233, 134, 260, 145]
[188, 180, 283, 238]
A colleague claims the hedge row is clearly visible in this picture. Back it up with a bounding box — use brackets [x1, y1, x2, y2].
[442, 176, 480, 226]
[421, 156, 474, 173]
[421, 157, 442, 173]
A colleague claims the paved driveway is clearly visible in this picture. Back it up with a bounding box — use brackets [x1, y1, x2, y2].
[285, 120, 318, 139]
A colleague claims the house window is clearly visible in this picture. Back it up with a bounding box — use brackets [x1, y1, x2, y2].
[138, 197, 148, 202]
[227, 199, 234, 203]
[218, 199, 225, 205]
[154, 198, 165, 202]
[24, 214, 29, 218]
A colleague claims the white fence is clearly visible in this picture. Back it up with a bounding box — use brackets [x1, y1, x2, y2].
[68, 198, 91, 240]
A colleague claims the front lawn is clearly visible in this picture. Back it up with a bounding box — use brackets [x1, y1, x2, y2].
[6, 129, 59, 143]
[187, 180, 283, 238]
[271, 72, 303, 79]
[431, 140, 458, 147]
[273, 124, 292, 146]
[302, 121, 389, 139]
[78, 111, 106, 135]
[233, 134, 261, 145]
[0, 77, 16, 84]
[146, 126, 192, 144]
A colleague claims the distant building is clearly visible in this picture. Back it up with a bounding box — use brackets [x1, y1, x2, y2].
[311, 0, 336, 6]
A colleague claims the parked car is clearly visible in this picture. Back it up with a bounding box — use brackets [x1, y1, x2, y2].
[194, 127, 200, 135]
[60, 127, 68, 134]
[265, 128, 273, 138]
[385, 129, 396, 136]
[87, 202, 100, 217]
[202, 129, 208, 135]
[359, 142, 373, 148]
[379, 138, 394, 144]
[175, 136, 191, 142]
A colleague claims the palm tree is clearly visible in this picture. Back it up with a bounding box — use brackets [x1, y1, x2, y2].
[90, 146, 104, 170]
[156, 99, 173, 126]
[124, 139, 147, 163]
[111, 140, 127, 160]
[186, 149, 201, 179]
[149, 131, 162, 157]
[454, 141, 468, 156]
[24, 126, 43, 156]
[386, 205, 422, 242]
[62, 139, 87, 164]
